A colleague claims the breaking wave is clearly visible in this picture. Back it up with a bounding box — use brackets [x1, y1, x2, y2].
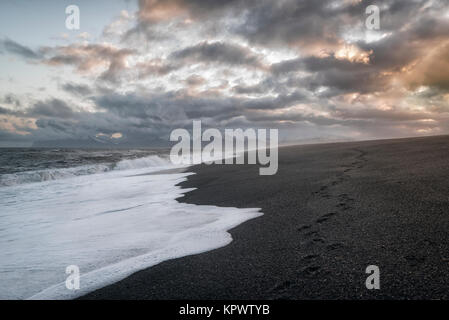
[0, 155, 173, 187]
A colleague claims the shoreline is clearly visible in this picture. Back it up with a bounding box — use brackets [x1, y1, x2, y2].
[81, 135, 449, 299]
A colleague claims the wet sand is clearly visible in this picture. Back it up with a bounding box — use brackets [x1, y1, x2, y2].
[81, 135, 449, 299]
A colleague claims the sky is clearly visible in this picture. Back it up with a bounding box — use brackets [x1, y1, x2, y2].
[0, 0, 448, 147]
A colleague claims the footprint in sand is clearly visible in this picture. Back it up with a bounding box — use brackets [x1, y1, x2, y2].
[297, 224, 312, 232]
[326, 243, 344, 251]
[316, 212, 338, 223]
[302, 265, 321, 275]
[301, 254, 319, 262]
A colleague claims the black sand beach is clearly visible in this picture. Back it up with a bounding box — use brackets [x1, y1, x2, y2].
[82, 135, 449, 300]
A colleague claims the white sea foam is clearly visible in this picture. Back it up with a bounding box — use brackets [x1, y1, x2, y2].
[0, 155, 173, 187]
[0, 158, 262, 299]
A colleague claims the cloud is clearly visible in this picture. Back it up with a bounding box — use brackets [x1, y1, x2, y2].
[28, 99, 76, 119]
[2, 94, 22, 108]
[402, 41, 449, 91]
[169, 41, 266, 69]
[0, 38, 41, 59]
[136, 59, 179, 78]
[233, 0, 361, 51]
[2, 0, 449, 145]
[61, 83, 93, 96]
[136, 0, 246, 23]
[44, 44, 136, 83]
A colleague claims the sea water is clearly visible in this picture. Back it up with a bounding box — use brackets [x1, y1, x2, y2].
[0, 149, 261, 299]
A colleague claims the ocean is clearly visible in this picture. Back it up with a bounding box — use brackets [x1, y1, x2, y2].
[0, 149, 261, 299]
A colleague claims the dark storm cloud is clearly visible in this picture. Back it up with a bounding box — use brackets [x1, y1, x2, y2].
[35, 118, 77, 134]
[233, 0, 361, 49]
[0, 106, 16, 115]
[1, 99, 75, 119]
[137, 41, 265, 78]
[2, 94, 22, 107]
[272, 56, 367, 75]
[232, 0, 442, 51]
[29, 99, 76, 119]
[61, 83, 93, 97]
[307, 68, 389, 94]
[376, 0, 447, 33]
[270, 55, 386, 95]
[0, 38, 41, 59]
[92, 84, 310, 126]
[93, 91, 190, 124]
[113, 0, 448, 98]
[355, 1, 449, 68]
[170, 41, 265, 69]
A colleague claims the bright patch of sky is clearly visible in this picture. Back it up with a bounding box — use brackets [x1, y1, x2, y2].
[0, 0, 137, 109]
